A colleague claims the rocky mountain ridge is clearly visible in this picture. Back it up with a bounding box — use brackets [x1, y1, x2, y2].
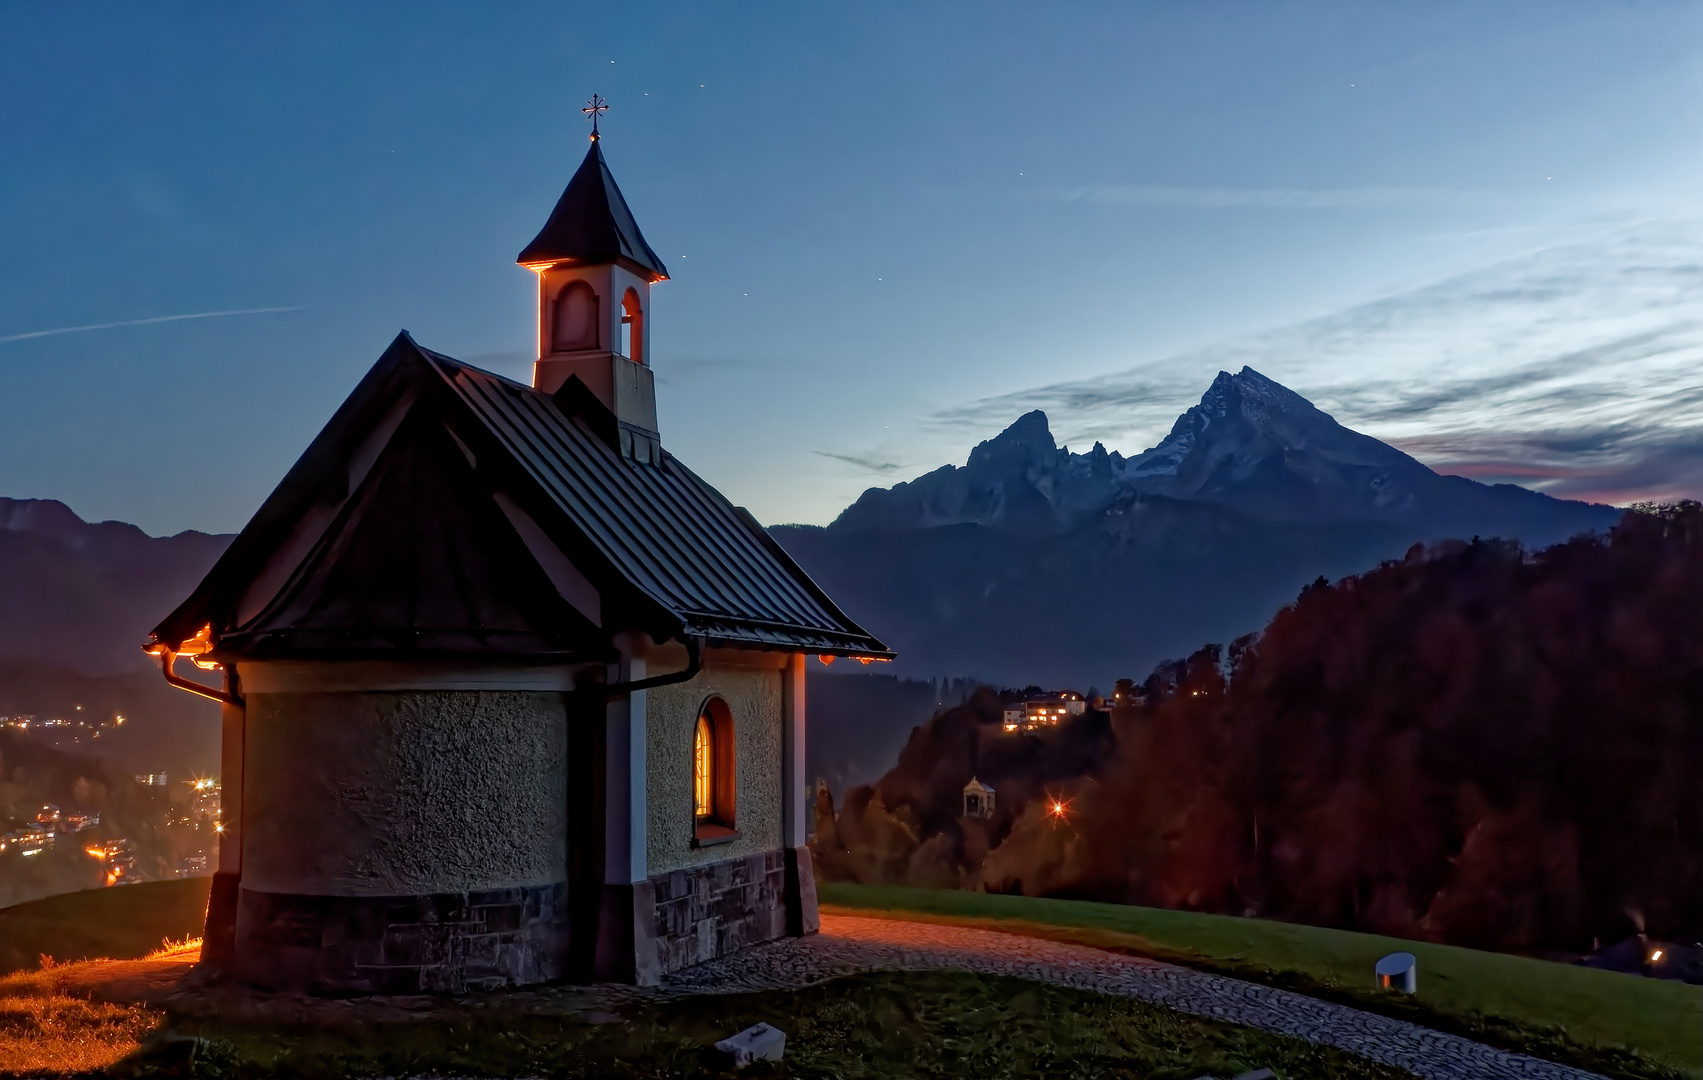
[834, 367, 1614, 543]
[777, 368, 1620, 685]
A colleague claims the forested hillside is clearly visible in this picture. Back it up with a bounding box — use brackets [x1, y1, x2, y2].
[817, 502, 1703, 954]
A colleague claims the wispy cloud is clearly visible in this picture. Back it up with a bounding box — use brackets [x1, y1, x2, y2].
[812, 450, 907, 473]
[0, 306, 303, 345]
[1389, 424, 1703, 506]
[1061, 185, 1488, 210]
[927, 220, 1703, 506]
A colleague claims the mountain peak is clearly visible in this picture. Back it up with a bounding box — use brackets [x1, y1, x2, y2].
[829, 366, 1617, 540]
[1197, 367, 1313, 422]
[966, 409, 1058, 471]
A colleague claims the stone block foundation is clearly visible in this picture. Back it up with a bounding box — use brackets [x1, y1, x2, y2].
[232, 882, 567, 994]
[638, 846, 817, 981]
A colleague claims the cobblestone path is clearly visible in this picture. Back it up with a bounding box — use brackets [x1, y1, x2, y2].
[665, 915, 1606, 1080]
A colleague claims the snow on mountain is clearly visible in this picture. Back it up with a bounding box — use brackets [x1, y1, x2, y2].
[833, 367, 1617, 542]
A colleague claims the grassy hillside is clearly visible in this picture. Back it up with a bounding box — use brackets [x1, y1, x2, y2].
[0, 877, 209, 974]
[823, 884, 1701, 1080]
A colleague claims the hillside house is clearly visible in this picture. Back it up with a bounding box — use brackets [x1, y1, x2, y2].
[1002, 692, 1088, 732]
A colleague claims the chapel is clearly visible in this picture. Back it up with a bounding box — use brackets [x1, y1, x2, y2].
[146, 116, 889, 992]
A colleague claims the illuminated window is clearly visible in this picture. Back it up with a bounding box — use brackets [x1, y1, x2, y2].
[693, 713, 714, 821]
[552, 281, 599, 352]
[619, 288, 643, 362]
[692, 697, 737, 845]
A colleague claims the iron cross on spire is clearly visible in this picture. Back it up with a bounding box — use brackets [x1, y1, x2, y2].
[583, 93, 608, 139]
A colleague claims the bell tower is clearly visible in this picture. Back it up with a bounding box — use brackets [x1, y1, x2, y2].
[518, 97, 669, 456]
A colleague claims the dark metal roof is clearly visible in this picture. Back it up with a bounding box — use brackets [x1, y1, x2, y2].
[418, 342, 885, 655]
[151, 333, 889, 661]
[217, 407, 605, 659]
[516, 138, 670, 281]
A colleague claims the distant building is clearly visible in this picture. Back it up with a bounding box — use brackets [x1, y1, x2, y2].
[1110, 678, 1147, 709]
[34, 804, 60, 827]
[962, 778, 996, 819]
[85, 838, 136, 884]
[135, 772, 169, 787]
[0, 827, 52, 856]
[1001, 692, 1087, 733]
[61, 810, 100, 832]
[14, 826, 55, 856]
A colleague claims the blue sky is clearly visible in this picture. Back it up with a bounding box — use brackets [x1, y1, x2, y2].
[3, 3, 1701, 535]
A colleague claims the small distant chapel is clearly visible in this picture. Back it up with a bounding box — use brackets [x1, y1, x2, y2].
[146, 114, 889, 992]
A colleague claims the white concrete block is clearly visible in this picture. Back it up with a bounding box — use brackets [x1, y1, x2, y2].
[714, 1022, 786, 1067]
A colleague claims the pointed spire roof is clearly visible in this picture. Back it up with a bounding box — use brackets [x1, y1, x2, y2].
[517, 137, 670, 281]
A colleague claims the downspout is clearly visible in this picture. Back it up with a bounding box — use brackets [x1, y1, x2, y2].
[148, 647, 245, 708]
[600, 635, 702, 696]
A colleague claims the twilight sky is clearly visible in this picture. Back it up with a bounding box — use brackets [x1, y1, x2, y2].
[2, 3, 1701, 536]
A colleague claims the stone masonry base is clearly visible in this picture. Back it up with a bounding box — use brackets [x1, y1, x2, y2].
[632, 845, 818, 983]
[223, 849, 816, 991]
[232, 882, 567, 994]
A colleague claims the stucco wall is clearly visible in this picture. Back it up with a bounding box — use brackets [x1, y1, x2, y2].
[242, 691, 567, 896]
[646, 662, 783, 875]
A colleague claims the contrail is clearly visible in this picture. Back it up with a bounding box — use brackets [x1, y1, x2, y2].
[0, 306, 303, 344]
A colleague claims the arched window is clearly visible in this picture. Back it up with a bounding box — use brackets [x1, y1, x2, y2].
[552, 281, 598, 352]
[619, 288, 643, 362]
[692, 697, 737, 845]
[693, 713, 714, 821]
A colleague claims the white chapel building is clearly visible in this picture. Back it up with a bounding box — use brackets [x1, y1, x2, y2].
[147, 122, 890, 992]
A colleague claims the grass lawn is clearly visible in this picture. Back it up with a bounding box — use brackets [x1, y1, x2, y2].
[101, 970, 1411, 1079]
[822, 883, 1701, 1080]
[0, 878, 211, 976]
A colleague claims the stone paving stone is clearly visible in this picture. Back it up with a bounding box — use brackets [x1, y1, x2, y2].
[660, 914, 1608, 1080]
